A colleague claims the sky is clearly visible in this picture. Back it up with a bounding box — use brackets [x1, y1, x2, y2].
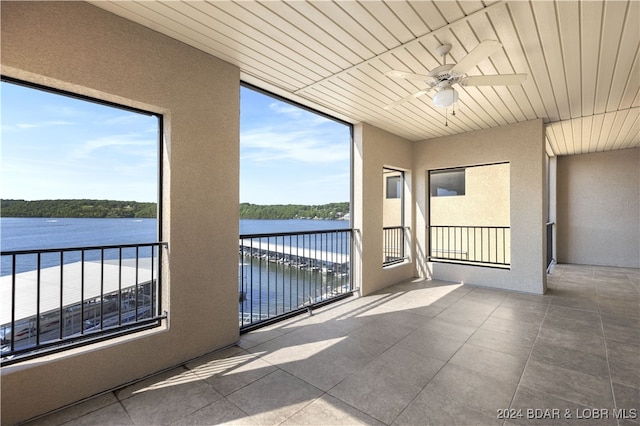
[240, 87, 350, 205]
[0, 82, 351, 206]
[1, 81, 159, 203]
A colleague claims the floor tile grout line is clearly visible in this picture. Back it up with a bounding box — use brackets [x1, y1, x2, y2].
[315, 286, 486, 425]
[506, 289, 552, 424]
[317, 312, 432, 425]
[509, 266, 626, 415]
[240, 300, 427, 425]
[596, 273, 622, 426]
[32, 266, 637, 426]
[389, 286, 509, 426]
[115, 395, 136, 426]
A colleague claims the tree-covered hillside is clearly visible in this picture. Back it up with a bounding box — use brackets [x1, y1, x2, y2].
[240, 202, 349, 220]
[1, 199, 350, 220]
[1, 199, 157, 218]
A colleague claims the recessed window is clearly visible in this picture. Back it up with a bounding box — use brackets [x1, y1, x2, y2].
[1, 77, 163, 364]
[429, 163, 510, 268]
[386, 175, 402, 199]
[430, 169, 465, 196]
[383, 168, 407, 266]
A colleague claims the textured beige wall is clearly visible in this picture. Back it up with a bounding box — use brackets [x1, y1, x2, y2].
[354, 124, 415, 296]
[557, 148, 640, 267]
[430, 163, 510, 226]
[414, 120, 546, 294]
[430, 163, 511, 265]
[383, 169, 403, 227]
[1, 2, 240, 424]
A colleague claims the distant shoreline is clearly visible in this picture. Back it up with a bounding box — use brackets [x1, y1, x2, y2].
[240, 202, 349, 220]
[1, 199, 156, 219]
[1, 199, 350, 221]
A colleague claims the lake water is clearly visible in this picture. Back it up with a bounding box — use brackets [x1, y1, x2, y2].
[1, 217, 350, 274]
[1, 217, 353, 328]
[0, 217, 349, 250]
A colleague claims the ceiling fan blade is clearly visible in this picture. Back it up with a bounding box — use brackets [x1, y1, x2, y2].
[459, 74, 527, 86]
[383, 90, 431, 109]
[385, 70, 432, 81]
[449, 40, 502, 75]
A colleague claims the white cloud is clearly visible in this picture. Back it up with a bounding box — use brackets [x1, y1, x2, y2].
[269, 102, 302, 117]
[268, 101, 328, 126]
[100, 114, 156, 127]
[241, 127, 349, 163]
[15, 120, 74, 129]
[70, 134, 154, 160]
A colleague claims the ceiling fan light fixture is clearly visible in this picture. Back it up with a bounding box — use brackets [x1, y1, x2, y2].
[433, 87, 458, 108]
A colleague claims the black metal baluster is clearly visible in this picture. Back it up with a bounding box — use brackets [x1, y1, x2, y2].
[118, 248, 123, 326]
[151, 244, 156, 317]
[11, 255, 16, 352]
[36, 253, 41, 346]
[100, 249, 105, 330]
[59, 251, 64, 340]
[480, 227, 484, 263]
[81, 250, 85, 335]
[134, 247, 139, 322]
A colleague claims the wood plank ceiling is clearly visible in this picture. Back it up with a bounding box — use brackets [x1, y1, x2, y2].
[89, 0, 639, 157]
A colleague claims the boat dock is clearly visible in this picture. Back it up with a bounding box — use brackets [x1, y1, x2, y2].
[239, 239, 349, 273]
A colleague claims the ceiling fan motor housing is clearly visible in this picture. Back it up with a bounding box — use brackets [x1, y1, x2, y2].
[384, 40, 527, 111]
[428, 64, 455, 79]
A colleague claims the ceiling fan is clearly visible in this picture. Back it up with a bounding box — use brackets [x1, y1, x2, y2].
[384, 40, 527, 109]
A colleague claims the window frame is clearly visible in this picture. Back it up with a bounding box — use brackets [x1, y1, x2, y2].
[429, 168, 466, 197]
[0, 75, 165, 365]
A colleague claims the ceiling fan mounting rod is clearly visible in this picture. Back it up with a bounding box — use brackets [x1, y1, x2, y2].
[435, 43, 452, 63]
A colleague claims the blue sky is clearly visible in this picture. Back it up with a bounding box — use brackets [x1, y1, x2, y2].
[240, 87, 350, 204]
[1, 82, 351, 205]
[1, 81, 159, 202]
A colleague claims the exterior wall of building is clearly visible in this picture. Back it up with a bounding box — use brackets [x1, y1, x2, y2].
[414, 119, 547, 294]
[1, 2, 240, 424]
[429, 163, 510, 226]
[556, 148, 640, 268]
[353, 124, 414, 296]
[382, 169, 404, 228]
[429, 163, 511, 265]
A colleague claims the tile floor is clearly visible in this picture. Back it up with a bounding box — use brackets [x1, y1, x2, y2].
[26, 264, 639, 425]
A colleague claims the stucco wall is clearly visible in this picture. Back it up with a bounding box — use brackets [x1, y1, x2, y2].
[354, 123, 415, 296]
[557, 148, 640, 268]
[430, 163, 510, 226]
[1, 2, 240, 424]
[382, 169, 404, 228]
[414, 120, 546, 294]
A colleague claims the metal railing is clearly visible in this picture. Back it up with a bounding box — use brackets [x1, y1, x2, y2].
[546, 222, 555, 272]
[383, 226, 407, 266]
[429, 225, 510, 268]
[239, 228, 353, 331]
[1, 242, 167, 365]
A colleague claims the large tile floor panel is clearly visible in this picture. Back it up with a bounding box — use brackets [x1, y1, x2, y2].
[23, 264, 639, 426]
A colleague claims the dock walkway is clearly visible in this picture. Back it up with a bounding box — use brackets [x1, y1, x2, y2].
[239, 239, 349, 270]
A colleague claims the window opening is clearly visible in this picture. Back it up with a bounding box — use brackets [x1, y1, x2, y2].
[430, 168, 465, 196]
[239, 83, 353, 330]
[0, 76, 164, 364]
[386, 175, 402, 199]
[428, 163, 510, 268]
[383, 168, 406, 266]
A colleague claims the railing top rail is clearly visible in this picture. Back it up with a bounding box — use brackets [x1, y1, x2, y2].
[240, 228, 352, 239]
[1, 241, 168, 256]
[382, 226, 408, 230]
[429, 225, 510, 229]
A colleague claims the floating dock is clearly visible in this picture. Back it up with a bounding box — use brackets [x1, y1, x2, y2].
[239, 239, 349, 273]
[0, 259, 155, 326]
